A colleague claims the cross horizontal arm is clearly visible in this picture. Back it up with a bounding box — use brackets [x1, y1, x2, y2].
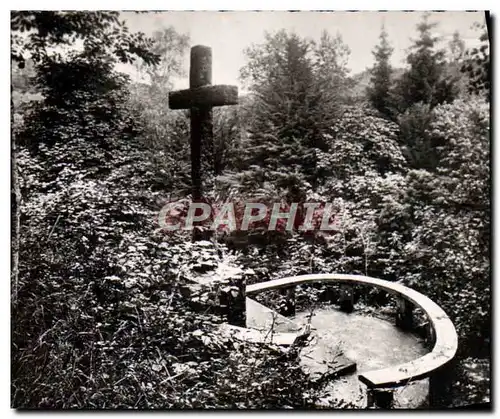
[169, 85, 238, 110]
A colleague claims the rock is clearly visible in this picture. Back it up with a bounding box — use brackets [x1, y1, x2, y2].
[246, 297, 301, 333]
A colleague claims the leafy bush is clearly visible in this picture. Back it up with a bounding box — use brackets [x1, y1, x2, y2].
[12, 11, 490, 409]
[13, 126, 325, 408]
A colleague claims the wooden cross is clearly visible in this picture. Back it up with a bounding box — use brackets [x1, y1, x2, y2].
[169, 45, 238, 205]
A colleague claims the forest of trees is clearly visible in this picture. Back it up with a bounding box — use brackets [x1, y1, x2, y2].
[11, 11, 490, 409]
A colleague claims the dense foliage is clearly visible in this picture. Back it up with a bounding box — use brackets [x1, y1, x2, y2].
[12, 11, 490, 409]
[13, 134, 320, 408]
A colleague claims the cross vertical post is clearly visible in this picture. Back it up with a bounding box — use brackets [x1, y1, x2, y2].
[169, 45, 243, 325]
[169, 45, 239, 241]
[189, 45, 212, 203]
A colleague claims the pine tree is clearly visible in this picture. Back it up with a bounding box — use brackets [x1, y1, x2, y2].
[367, 25, 394, 117]
[239, 31, 321, 184]
[461, 22, 490, 96]
[445, 31, 468, 97]
[448, 30, 465, 62]
[395, 13, 458, 112]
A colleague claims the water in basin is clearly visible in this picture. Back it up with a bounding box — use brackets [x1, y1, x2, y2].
[293, 307, 429, 408]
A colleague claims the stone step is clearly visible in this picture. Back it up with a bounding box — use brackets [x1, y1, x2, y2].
[299, 333, 357, 384]
[245, 297, 356, 383]
[246, 297, 301, 333]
